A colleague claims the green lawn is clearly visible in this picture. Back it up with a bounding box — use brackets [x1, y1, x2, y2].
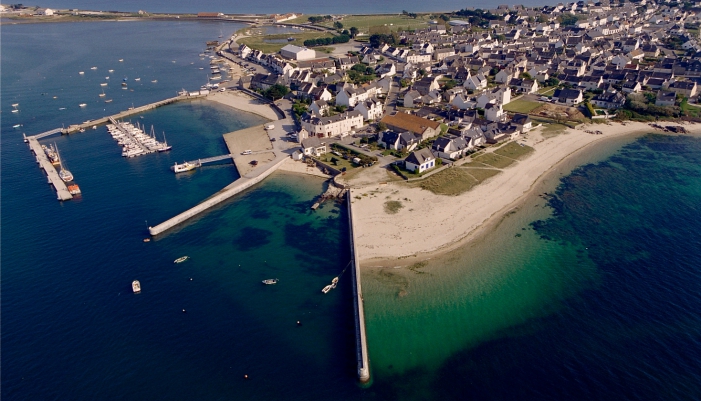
[503, 99, 542, 114]
[308, 14, 431, 32]
[237, 31, 335, 53]
[415, 168, 478, 196]
[493, 141, 534, 160]
[464, 168, 501, 183]
[472, 153, 516, 169]
[319, 155, 355, 171]
[537, 86, 556, 95]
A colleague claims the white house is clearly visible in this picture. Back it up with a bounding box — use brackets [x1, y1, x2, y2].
[464, 73, 488, 91]
[301, 110, 364, 138]
[301, 137, 327, 157]
[354, 97, 384, 121]
[485, 103, 505, 122]
[405, 148, 436, 173]
[336, 87, 369, 107]
[280, 45, 316, 61]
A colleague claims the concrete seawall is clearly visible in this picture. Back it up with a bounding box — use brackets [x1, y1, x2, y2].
[148, 155, 288, 236]
[66, 94, 205, 133]
[347, 189, 371, 383]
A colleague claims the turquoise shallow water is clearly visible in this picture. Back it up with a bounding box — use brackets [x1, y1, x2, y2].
[362, 134, 701, 400]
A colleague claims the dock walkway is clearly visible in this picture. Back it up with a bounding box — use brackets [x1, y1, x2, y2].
[27, 137, 73, 201]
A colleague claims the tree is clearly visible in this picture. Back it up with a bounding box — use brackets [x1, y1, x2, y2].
[349, 26, 359, 38]
[263, 84, 289, 100]
[439, 14, 450, 22]
[521, 72, 533, 80]
[333, 21, 343, 30]
[443, 79, 457, 90]
[377, 122, 387, 132]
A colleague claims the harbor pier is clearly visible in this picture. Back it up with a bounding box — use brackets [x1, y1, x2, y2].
[347, 189, 371, 383]
[149, 155, 287, 235]
[26, 137, 73, 201]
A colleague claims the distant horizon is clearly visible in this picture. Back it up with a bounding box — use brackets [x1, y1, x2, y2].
[14, 0, 553, 16]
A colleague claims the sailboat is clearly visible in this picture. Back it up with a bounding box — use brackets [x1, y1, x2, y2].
[55, 144, 74, 182]
[158, 131, 172, 152]
[99, 89, 106, 97]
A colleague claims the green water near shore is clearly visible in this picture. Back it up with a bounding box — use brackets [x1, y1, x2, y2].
[361, 134, 640, 382]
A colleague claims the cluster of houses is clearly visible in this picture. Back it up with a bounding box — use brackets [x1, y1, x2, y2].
[232, 0, 701, 174]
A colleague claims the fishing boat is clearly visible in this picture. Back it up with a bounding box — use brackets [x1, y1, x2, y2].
[108, 69, 114, 72]
[13, 124, 22, 128]
[12, 109, 19, 113]
[79, 71, 85, 75]
[67, 184, 81, 195]
[101, 82, 108, 86]
[132, 280, 141, 293]
[121, 82, 127, 87]
[174, 256, 190, 264]
[262, 278, 279, 285]
[151, 80, 158, 83]
[12, 103, 19, 107]
[79, 103, 87, 107]
[321, 277, 339, 294]
[134, 78, 141, 81]
[91, 66, 97, 70]
[99, 90, 106, 97]
[172, 160, 200, 173]
[157, 132, 172, 152]
[105, 76, 110, 80]
[104, 99, 113, 103]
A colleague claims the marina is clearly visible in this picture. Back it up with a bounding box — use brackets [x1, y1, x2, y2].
[106, 118, 170, 158]
[26, 136, 73, 201]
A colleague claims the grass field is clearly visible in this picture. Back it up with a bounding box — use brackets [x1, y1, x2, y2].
[415, 168, 478, 196]
[319, 155, 355, 171]
[237, 31, 335, 53]
[503, 99, 542, 114]
[493, 141, 534, 160]
[472, 153, 516, 169]
[463, 168, 501, 183]
[537, 86, 556, 95]
[292, 14, 431, 33]
[460, 160, 491, 168]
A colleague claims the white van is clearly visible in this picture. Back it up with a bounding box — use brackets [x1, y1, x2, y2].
[265, 124, 275, 130]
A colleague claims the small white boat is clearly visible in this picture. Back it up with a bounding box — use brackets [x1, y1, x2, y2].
[262, 278, 279, 285]
[12, 103, 19, 107]
[79, 71, 85, 75]
[12, 109, 19, 113]
[100, 83, 108, 86]
[157, 132, 172, 152]
[13, 124, 22, 128]
[151, 80, 158, 83]
[135, 78, 141, 81]
[119, 59, 124, 62]
[108, 69, 114, 72]
[132, 280, 141, 293]
[59, 107, 66, 110]
[321, 277, 339, 293]
[105, 76, 110, 80]
[99, 90, 106, 97]
[79, 103, 87, 107]
[104, 99, 113, 103]
[172, 160, 200, 173]
[174, 256, 190, 264]
[90, 66, 97, 70]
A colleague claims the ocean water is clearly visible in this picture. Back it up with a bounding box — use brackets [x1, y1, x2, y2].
[16, 0, 549, 15]
[362, 134, 701, 400]
[2, 21, 364, 400]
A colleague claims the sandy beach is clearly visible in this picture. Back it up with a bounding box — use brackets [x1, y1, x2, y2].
[207, 90, 278, 121]
[350, 121, 701, 264]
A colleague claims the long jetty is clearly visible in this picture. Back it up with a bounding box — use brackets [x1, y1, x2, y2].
[347, 189, 371, 383]
[66, 94, 204, 133]
[26, 137, 73, 201]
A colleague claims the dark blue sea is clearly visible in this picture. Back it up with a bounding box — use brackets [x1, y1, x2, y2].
[4, 19, 701, 401]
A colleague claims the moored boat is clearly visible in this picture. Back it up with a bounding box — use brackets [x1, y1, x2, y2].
[67, 184, 81, 195]
[132, 280, 141, 293]
[157, 132, 172, 152]
[262, 278, 279, 285]
[172, 160, 200, 173]
[174, 256, 190, 264]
